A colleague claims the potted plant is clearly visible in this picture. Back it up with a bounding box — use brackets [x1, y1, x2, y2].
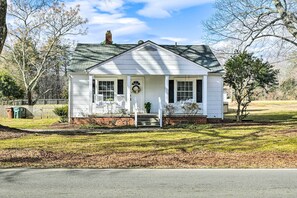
[144, 102, 152, 113]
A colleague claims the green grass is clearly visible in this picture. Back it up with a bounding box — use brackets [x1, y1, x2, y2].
[1, 100, 297, 155]
[1, 122, 297, 154]
[0, 118, 59, 129]
[225, 100, 297, 123]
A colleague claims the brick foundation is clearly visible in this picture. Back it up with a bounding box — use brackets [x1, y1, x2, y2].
[163, 116, 207, 126]
[71, 117, 134, 127]
[71, 115, 210, 127]
[207, 118, 224, 123]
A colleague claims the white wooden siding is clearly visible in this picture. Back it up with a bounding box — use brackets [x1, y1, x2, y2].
[89, 43, 209, 76]
[71, 75, 89, 117]
[207, 75, 223, 118]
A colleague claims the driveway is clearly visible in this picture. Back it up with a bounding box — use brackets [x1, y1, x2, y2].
[0, 169, 296, 198]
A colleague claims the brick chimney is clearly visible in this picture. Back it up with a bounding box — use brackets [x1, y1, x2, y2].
[105, 30, 112, 45]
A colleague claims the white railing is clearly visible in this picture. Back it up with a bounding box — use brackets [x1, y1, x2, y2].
[134, 97, 138, 128]
[94, 94, 126, 114]
[158, 97, 163, 128]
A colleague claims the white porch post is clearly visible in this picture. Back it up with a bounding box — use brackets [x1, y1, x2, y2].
[164, 75, 169, 105]
[68, 75, 72, 123]
[89, 75, 94, 115]
[126, 75, 131, 114]
[203, 75, 208, 116]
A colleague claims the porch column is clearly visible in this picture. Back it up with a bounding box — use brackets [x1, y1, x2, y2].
[126, 75, 131, 113]
[89, 75, 94, 115]
[164, 75, 169, 104]
[68, 75, 73, 123]
[203, 75, 208, 116]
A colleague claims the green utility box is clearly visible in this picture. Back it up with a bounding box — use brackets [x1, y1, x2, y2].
[13, 107, 26, 119]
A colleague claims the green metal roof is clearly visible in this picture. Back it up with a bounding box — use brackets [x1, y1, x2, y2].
[69, 41, 223, 73]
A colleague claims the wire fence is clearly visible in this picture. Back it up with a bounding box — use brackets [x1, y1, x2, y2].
[0, 99, 68, 106]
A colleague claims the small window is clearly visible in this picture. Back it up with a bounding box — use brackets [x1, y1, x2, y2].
[177, 81, 193, 101]
[98, 81, 114, 101]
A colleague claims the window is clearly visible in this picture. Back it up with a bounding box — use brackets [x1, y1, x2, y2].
[177, 81, 193, 101]
[98, 81, 115, 101]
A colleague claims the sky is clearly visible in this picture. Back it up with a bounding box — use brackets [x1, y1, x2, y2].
[65, 0, 216, 45]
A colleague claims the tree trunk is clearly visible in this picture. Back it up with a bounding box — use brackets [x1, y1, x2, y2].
[0, 0, 7, 54]
[236, 102, 241, 122]
[55, 64, 60, 99]
[27, 89, 33, 105]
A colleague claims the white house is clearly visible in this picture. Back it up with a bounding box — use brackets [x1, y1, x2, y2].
[68, 31, 224, 127]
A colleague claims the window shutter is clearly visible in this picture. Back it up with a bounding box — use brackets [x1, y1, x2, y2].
[169, 80, 174, 103]
[92, 79, 95, 103]
[117, 79, 124, 95]
[196, 80, 203, 103]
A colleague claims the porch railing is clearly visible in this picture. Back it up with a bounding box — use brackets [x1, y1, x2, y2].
[134, 97, 138, 128]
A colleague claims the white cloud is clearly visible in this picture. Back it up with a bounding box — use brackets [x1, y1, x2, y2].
[129, 0, 214, 18]
[95, 0, 124, 14]
[65, 0, 149, 43]
[160, 37, 188, 43]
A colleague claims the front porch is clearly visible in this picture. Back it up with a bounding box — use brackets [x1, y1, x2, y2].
[88, 75, 208, 117]
[84, 74, 208, 127]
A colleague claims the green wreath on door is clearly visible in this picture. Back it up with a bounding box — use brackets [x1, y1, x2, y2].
[132, 81, 141, 94]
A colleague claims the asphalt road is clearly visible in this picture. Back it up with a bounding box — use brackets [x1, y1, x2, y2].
[1, 169, 297, 198]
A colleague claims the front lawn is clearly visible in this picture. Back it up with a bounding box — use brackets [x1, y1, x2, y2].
[0, 118, 59, 129]
[0, 100, 297, 168]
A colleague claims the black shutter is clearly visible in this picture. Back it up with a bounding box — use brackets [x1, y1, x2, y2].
[117, 79, 124, 94]
[196, 80, 203, 103]
[92, 79, 95, 103]
[169, 80, 174, 103]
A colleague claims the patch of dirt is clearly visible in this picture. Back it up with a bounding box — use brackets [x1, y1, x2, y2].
[0, 125, 28, 140]
[276, 128, 297, 137]
[1, 149, 297, 168]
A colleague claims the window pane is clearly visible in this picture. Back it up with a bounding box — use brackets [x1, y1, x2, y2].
[177, 81, 193, 102]
[98, 81, 115, 101]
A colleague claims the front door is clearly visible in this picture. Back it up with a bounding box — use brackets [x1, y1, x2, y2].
[131, 77, 144, 113]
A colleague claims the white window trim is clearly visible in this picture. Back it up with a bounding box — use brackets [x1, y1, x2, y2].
[174, 78, 197, 103]
[95, 78, 118, 103]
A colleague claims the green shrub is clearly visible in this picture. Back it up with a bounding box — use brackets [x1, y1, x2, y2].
[53, 105, 68, 122]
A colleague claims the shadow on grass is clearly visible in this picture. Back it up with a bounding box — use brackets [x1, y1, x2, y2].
[0, 157, 41, 163]
[226, 108, 270, 114]
[0, 125, 26, 133]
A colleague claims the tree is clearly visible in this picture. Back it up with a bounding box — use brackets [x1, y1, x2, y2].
[204, 0, 297, 51]
[280, 78, 297, 99]
[0, 72, 24, 99]
[224, 51, 279, 122]
[33, 40, 71, 100]
[6, 0, 87, 105]
[0, 0, 7, 53]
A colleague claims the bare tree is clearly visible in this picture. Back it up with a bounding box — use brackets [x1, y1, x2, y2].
[204, 0, 297, 51]
[6, 0, 87, 105]
[0, 0, 7, 53]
